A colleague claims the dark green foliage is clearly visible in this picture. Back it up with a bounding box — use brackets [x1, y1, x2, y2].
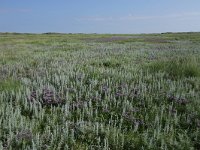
[91, 60, 121, 68]
[146, 56, 200, 79]
[0, 79, 21, 91]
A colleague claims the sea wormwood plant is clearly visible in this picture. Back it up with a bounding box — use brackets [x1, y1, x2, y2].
[0, 33, 200, 149]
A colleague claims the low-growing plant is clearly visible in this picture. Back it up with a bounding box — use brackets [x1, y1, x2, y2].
[0, 32, 200, 149]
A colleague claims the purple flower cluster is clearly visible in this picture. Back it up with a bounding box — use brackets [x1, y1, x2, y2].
[28, 88, 64, 106]
[127, 88, 140, 99]
[42, 88, 64, 106]
[167, 95, 190, 105]
[115, 91, 126, 97]
[102, 85, 109, 93]
[16, 130, 33, 142]
[70, 100, 85, 110]
[114, 83, 128, 97]
[123, 112, 144, 126]
[28, 90, 37, 102]
[0, 67, 8, 80]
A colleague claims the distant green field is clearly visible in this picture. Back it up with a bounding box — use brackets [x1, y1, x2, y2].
[0, 32, 200, 149]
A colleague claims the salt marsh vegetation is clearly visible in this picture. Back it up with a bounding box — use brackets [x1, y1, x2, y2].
[0, 32, 200, 149]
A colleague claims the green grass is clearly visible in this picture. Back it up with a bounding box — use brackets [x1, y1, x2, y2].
[146, 56, 200, 79]
[0, 79, 21, 91]
[0, 32, 200, 149]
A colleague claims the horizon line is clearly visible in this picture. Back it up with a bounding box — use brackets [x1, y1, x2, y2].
[1, 31, 200, 35]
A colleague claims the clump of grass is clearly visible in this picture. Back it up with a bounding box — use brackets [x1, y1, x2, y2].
[0, 79, 21, 91]
[91, 59, 121, 68]
[146, 56, 200, 79]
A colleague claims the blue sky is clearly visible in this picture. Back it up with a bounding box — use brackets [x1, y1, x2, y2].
[1, 0, 200, 33]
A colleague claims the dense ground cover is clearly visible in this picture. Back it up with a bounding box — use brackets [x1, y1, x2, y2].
[0, 32, 200, 149]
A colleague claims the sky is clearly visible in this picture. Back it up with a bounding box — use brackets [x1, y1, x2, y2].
[1, 0, 200, 34]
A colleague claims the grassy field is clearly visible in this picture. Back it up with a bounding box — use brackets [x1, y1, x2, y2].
[0, 32, 200, 149]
